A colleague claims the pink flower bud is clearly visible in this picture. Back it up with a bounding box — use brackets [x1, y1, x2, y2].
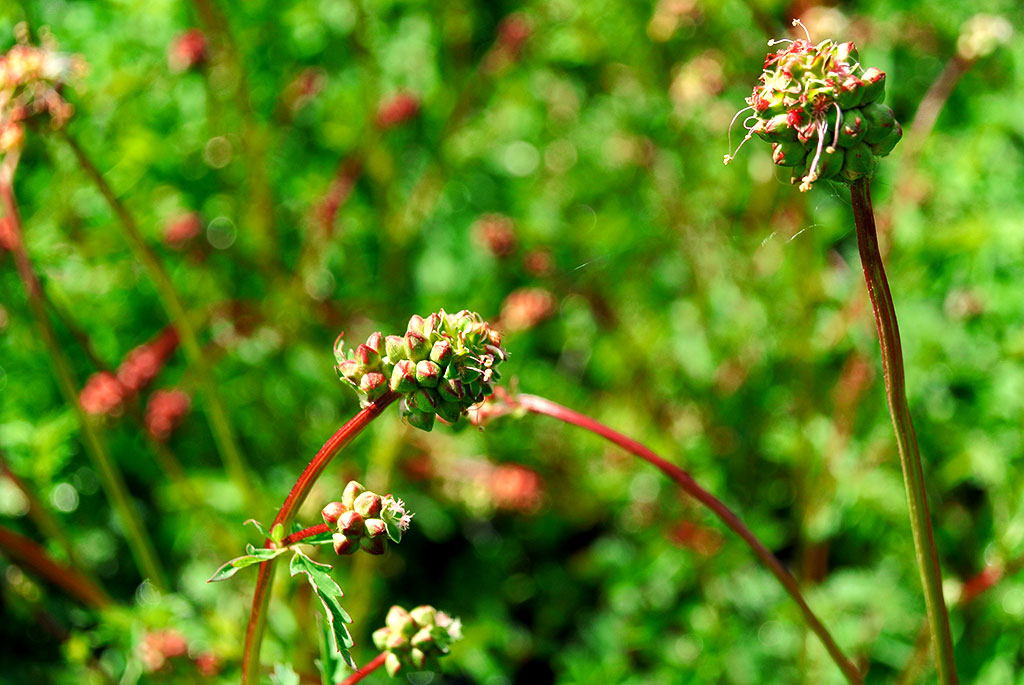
[354, 491, 382, 518]
[360, 535, 386, 555]
[342, 480, 365, 509]
[364, 518, 387, 538]
[321, 501, 346, 525]
[333, 533, 358, 555]
[337, 510, 365, 536]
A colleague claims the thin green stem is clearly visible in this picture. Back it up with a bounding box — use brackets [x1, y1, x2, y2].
[1, 169, 168, 592]
[514, 393, 862, 684]
[850, 178, 957, 684]
[59, 130, 255, 508]
[241, 392, 399, 684]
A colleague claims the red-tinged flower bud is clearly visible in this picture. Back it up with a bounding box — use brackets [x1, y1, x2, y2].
[436, 400, 462, 424]
[386, 631, 409, 650]
[407, 314, 425, 335]
[337, 510, 365, 536]
[416, 387, 441, 412]
[410, 605, 437, 627]
[438, 378, 464, 402]
[429, 340, 453, 368]
[415, 360, 441, 388]
[840, 142, 874, 181]
[360, 535, 387, 555]
[321, 501, 346, 524]
[860, 67, 886, 104]
[390, 360, 417, 393]
[861, 103, 896, 144]
[337, 359, 363, 382]
[385, 652, 402, 677]
[772, 141, 806, 167]
[387, 606, 415, 632]
[411, 627, 434, 648]
[409, 647, 427, 669]
[404, 331, 429, 361]
[421, 313, 442, 339]
[365, 331, 384, 355]
[354, 344, 381, 369]
[360, 372, 387, 400]
[372, 627, 392, 651]
[342, 480, 365, 509]
[870, 121, 902, 157]
[364, 517, 387, 538]
[385, 335, 406, 361]
[333, 533, 358, 555]
[354, 491, 382, 518]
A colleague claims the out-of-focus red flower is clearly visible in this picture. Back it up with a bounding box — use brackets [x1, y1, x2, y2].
[375, 92, 421, 130]
[668, 521, 722, 556]
[145, 389, 192, 440]
[523, 248, 554, 276]
[168, 29, 208, 73]
[138, 629, 188, 673]
[484, 14, 532, 72]
[282, 67, 326, 113]
[0, 215, 16, 251]
[164, 212, 202, 250]
[473, 214, 518, 258]
[490, 463, 543, 512]
[500, 287, 556, 332]
[194, 651, 222, 677]
[117, 327, 180, 395]
[80, 372, 126, 416]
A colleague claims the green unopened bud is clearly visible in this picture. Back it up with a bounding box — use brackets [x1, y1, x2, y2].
[438, 378, 464, 402]
[407, 314, 425, 335]
[409, 647, 427, 669]
[772, 141, 806, 167]
[365, 331, 384, 355]
[333, 533, 358, 555]
[405, 410, 436, 432]
[364, 517, 387, 538]
[429, 340, 453, 368]
[410, 605, 437, 627]
[354, 344, 381, 370]
[385, 631, 409, 650]
[385, 335, 406, 361]
[860, 67, 886, 104]
[342, 481, 365, 509]
[436, 400, 462, 424]
[861, 103, 896, 144]
[755, 113, 796, 143]
[416, 387, 441, 412]
[390, 360, 417, 392]
[422, 312, 442, 339]
[404, 331, 429, 361]
[387, 606, 414, 631]
[360, 372, 387, 401]
[841, 142, 874, 180]
[835, 112, 866, 147]
[337, 359, 362, 382]
[372, 627, 392, 651]
[337, 510, 365, 536]
[870, 121, 902, 157]
[411, 627, 435, 648]
[321, 501, 346, 525]
[360, 535, 387, 555]
[415, 360, 441, 388]
[354, 491, 382, 518]
[385, 652, 402, 677]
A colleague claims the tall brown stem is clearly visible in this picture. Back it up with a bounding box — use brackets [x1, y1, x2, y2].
[0, 524, 112, 609]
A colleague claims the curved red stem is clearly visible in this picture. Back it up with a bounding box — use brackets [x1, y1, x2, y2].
[338, 651, 387, 684]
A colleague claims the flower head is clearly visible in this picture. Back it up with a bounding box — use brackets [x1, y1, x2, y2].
[724, 20, 902, 191]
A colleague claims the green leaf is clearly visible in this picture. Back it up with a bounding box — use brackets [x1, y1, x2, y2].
[244, 543, 284, 560]
[269, 663, 300, 685]
[383, 517, 403, 543]
[301, 531, 336, 545]
[289, 550, 354, 666]
[270, 522, 285, 544]
[315, 614, 352, 685]
[244, 519, 270, 538]
[207, 553, 270, 582]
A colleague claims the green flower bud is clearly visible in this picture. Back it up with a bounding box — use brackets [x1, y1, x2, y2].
[407, 314, 425, 335]
[390, 360, 417, 393]
[870, 121, 903, 157]
[411, 627, 435, 648]
[360, 535, 387, 555]
[337, 359, 363, 382]
[342, 481, 365, 509]
[354, 344, 381, 370]
[385, 631, 409, 650]
[429, 340, 453, 368]
[772, 141, 807, 167]
[415, 360, 441, 388]
[359, 372, 387, 401]
[372, 627, 392, 651]
[404, 331, 429, 361]
[364, 517, 387, 538]
[333, 533, 358, 555]
[860, 67, 886, 104]
[415, 387, 441, 412]
[436, 400, 462, 424]
[384, 335, 406, 361]
[861, 103, 896, 144]
[337, 510, 365, 536]
[385, 652, 402, 677]
[386, 606, 415, 632]
[365, 331, 384, 356]
[409, 648, 427, 670]
[841, 141, 874, 180]
[405, 411, 435, 432]
[410, 605, 437, 627]
[354, 491, 382, 518]
[321, 501, 345, 525]
[755, 113, 796, 143]
[438, 378, 464, 402]
[421, 312, 442, 339]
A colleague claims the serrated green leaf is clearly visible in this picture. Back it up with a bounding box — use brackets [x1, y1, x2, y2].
[289, 549, 343, 597]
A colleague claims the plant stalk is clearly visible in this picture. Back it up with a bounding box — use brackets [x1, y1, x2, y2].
[0, 524, 113, 608]
[59, 130, 255, 507]
[241, 392, 399, 685]
[338, 651, 387, 684]
[850, 177, 957, 684]
[1, 169, 168, 592]
[516, 393, 862, 684]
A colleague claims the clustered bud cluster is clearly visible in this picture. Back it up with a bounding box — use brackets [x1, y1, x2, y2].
[372, 605, 462, 677]
[725, 22, 902, 191]
[335, 309, 507, 432]
[79, 327, 181, 417]
[321, 480, 413, 556]
[0, 37, 85, 156]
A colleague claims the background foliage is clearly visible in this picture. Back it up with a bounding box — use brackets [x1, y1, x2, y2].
[1, 0, 1022, 683]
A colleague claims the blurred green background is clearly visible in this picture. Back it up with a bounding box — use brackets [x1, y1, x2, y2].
[1, 0, 1022, 682]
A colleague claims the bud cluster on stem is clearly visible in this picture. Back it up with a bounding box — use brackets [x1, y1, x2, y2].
[371, 604, 462, 677]
[321, 480, 413, 556]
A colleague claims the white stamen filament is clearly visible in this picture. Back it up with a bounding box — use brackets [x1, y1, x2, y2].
[799, 118, 828, 192]
[828, 103, 842, 153]
[724, 105, 756, 165]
